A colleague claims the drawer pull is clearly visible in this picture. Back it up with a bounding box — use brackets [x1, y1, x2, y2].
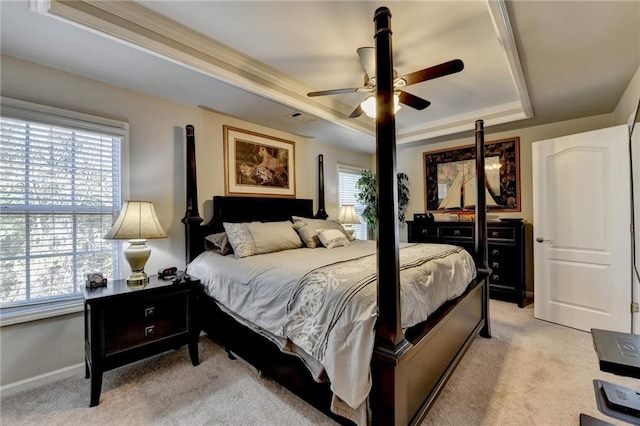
[421, 229, 429, 234]
[491, 249, 499, 256]
[493, 274, 500, 282]
[144, 325, 155, 337]
[492, 261, 499, 269]
[454, 230, 461, 236]
[144, 307, 155, 318]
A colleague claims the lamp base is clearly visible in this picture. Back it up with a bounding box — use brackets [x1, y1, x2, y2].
[126, 271, 149, 285]
[124, 239, 151, 286]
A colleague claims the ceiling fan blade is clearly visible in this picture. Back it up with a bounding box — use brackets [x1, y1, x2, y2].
[399, 59, 464, 86]
[307, 87, 363, 97]
[357, 47, 375, 78]
[349, 105, 364, 118]
[397, 91, 431, 110]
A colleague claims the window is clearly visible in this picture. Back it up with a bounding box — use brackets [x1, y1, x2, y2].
[0, 98, 126, 316]
[337, 165, 367, 240]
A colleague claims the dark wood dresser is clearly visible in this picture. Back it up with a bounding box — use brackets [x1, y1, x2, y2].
[82, 274, 200, 406]
[407, 219, 530, 307]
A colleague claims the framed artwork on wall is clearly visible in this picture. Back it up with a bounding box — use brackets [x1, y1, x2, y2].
[223, 125, 296, 197]
[423, 137, 521, 213]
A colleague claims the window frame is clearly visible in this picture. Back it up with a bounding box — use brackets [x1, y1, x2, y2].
[337, 164, 367, 240]
[0, 97, 130, 325]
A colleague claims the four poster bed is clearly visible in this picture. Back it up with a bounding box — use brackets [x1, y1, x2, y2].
[182, 7, 490, 425]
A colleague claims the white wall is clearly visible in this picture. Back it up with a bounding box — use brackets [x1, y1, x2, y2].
[0, 55, 371, 391]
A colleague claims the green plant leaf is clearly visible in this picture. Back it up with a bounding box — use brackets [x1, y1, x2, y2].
[356, 170, 410, 230]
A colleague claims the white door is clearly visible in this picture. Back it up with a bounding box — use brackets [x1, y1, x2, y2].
[532, 125, 631, 332]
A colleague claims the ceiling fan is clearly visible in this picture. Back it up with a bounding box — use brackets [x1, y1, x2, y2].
[307, 47, 464, 119]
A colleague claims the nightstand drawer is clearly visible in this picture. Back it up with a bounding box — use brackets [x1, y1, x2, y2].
[104, 293, 188, 332]
[105, 314, 188, 354]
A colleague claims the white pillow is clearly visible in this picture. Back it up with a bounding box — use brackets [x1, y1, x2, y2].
[292, 216, 354, 241]
[317, 228, 351, 249]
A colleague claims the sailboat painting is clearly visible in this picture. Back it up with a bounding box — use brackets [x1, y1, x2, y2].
[423, 137, 521, 212]
[437, 157, 501, 210]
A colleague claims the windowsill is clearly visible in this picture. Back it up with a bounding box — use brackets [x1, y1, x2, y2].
[0, 299, 84, 327]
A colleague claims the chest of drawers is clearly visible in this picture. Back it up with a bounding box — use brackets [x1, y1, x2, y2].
[407, 220, 529, 307]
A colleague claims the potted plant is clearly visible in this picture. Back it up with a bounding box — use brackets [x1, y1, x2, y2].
[356, 170, 410, 230]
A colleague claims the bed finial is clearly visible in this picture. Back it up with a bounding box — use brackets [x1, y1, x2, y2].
[314, 154, 328, 219]
[182, 124, 203, 264]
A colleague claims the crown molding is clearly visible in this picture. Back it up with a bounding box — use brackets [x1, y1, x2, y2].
[31, 0, 530, 143]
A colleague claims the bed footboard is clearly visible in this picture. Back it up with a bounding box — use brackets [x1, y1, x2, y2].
[370, 274, 488, 425]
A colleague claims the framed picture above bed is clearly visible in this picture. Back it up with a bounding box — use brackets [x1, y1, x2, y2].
[223, 125, 296, 197]
[423, 136, 521, 212]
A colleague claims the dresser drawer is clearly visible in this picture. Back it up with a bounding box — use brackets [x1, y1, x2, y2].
[441, 226, 473, 239]
[488, 244, 516, 260]
[411, 224, 439, 241]
[489, 270, 517, 287]
[487, 227, 516, 241]
[488, 258, 518, 275]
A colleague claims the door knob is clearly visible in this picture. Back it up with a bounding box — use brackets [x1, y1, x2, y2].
[536, 236, 552, 243]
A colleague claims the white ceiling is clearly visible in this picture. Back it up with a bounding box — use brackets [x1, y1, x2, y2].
[1, 1, 638, 154]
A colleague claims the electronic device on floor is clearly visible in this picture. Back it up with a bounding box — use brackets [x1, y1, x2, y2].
[601, 381, 640, 417]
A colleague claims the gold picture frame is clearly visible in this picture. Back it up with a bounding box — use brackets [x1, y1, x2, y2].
[423, 137, 521, 212]
[223, 125, 295, 197]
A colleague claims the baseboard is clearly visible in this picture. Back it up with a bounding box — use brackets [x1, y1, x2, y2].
[0, 363, 84, 398]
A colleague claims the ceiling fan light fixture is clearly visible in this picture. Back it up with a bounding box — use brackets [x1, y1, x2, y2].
[360, 94, 401, 119]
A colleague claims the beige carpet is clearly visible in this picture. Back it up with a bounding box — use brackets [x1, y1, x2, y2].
[1, 300, 638, 425]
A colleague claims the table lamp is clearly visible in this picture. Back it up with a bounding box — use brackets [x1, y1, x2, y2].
[104, 200, 168, 284]
[338, 204, 361, 237]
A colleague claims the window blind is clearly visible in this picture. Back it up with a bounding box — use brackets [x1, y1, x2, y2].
[1, 100, 124, 309]
[337, 165, 367, 240]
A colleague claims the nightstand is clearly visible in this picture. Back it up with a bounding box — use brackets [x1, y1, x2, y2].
[82, 273, 200, 407]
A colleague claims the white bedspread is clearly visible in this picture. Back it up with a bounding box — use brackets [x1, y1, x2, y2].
[187, 241, 475, 425]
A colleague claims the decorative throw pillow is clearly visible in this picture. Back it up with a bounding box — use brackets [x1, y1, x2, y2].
[204, 232, 234, 255]
[223, 222, 257, 258]
[293, 220, 320, 248]
[292, 216, 354, 241]
[317, 228, 351, 249]
[248, 221, 303, 254]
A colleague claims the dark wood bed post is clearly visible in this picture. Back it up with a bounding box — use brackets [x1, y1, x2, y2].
[314, 154, 329, 219]
[182, 124, 203, 264]
[475, 119, 492, 338]
[371, 7, 411, 425]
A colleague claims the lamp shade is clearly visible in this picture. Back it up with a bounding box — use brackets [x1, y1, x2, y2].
[105, 201, 167, 285]
[337, 205, 361, 225]
[105, 200, 168, 240]
[360, 94, 401, 119]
